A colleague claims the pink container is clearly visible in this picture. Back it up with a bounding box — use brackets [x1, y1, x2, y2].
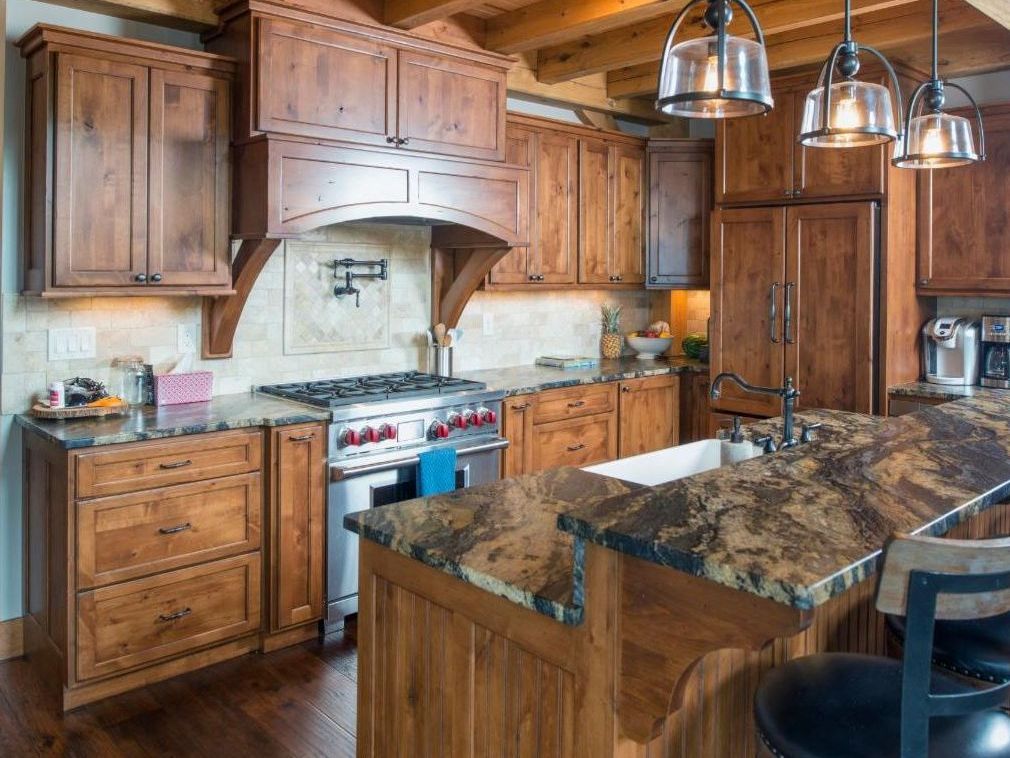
[153, 371, 213, 406]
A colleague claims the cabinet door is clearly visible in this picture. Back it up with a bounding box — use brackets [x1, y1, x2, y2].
[785, 203, 876, 413]
[53, 54, 148, 288]
[715, 89, 794, 204]
[257, 18, 396, 146]
[578, 138, 613, 285]
[397, 50, 506, 161]
[619, 375, 679, 457]
[710, 207, 786, 417]
[612, 144, 647, 284]
[148, 70, 231, 288]
[792, 79, 885, 200]
[502, 395, 535, 477]
[270, 424, 326, 631]
[490, 125, 535, 285]
[679, 372, 711, 443]
[917, 104, 1010, 293]
[530, 414, 617, 473]
[533, 131, 579, 284]
[648, 145, 711, 287]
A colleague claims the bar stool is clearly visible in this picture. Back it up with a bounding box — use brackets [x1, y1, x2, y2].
[754, 533, 1010, 757]
[886, 610, 1010, 684]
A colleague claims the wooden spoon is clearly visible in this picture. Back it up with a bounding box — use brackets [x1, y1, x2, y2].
[433, 323, 447, 347]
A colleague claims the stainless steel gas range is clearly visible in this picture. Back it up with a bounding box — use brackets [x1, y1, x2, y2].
[259, 371, 507, 627]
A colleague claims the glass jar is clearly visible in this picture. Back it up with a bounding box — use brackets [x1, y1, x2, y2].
[112, 356, 146, 405]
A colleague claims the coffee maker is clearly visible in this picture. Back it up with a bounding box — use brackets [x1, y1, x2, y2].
[921, 317, 980, 386]
[981, 316, 1010, 389]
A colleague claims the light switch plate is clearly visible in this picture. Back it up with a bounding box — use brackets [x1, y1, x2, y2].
[482, 313, 495, 336]
[48, 327, 97, 361]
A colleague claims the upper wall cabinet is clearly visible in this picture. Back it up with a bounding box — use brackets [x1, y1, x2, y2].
[225, 6, 507, 162]
[489, 115, 646, 290]
[647, 139, 713, 289]
[18, 26, 235, 296]
[917, 103, 1010, 295]
[715, 71, 892, 204]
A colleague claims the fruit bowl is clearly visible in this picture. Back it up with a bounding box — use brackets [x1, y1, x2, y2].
[626, 333, 673, 359]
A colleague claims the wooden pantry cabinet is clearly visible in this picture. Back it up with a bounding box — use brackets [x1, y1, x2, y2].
[18, 26, 235, 296]
[489, 115, 647, 290]
[501, 376, 683, 476]
[22, 422, 327, 710]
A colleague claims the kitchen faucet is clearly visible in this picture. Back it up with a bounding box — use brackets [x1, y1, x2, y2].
[710, 373, 801, 449]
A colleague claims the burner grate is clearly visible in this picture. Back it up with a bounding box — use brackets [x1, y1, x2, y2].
[259, 371, 488, 408]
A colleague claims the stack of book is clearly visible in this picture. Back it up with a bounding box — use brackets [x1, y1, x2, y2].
[535, 356, 600, 370]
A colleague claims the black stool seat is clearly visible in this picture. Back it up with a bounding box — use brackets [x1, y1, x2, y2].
[755, 653, 1010, 758]
[887, 611, 1010, 683]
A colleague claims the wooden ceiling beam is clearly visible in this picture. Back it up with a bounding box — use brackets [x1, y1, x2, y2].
[486, 0, 681, 55]
[384, 0, 489, 29]
[965, 0, 1010, 29]
[606, 0, 992, 98]
[536, 0, 922, 83]
[33, 0, 220, 30]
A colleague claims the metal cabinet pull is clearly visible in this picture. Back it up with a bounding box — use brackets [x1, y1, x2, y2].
[568, 400, 586, 408]
[567, 443, 586, 452]
[289, 433, 315, 442]
[159, 459, 192, 470]
[158, 522, 192, 536]
[157, 607, 192, 623]
[621, 386, 632, 393]
[511, 402, 531, 412]
[769, 282, 781, 344]
[783, 282, 796, 344]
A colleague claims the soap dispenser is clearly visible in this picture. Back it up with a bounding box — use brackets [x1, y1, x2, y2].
[721, 416, 751, 464]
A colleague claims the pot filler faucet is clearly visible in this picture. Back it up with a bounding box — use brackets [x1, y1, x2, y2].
[710, 373, 801, 449]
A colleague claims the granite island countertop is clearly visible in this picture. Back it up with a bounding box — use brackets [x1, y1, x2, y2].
[345, 408, 880, 624]
[888, 381, 1006, 402]
[16, 392, 330, 449]
[455, 357, 707, 397]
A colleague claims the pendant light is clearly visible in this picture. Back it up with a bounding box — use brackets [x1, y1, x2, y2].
[798, 0, 903, 148]
[893, 0, 984, 169]
[656, 0, 773, 119]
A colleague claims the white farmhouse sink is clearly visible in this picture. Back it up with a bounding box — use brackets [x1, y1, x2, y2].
[582, 438, 763, 487]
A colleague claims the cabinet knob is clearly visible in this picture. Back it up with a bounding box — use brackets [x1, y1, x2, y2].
[386, 136, 397, 144]
[134, 273, 147, 283]
[399, 137, 410, 146]
[150, 273, 163, 283]
[919, 278, 930, 285]
[783, 190, 792, 197]
[649, 276, 658, 283]
[793, 190, 802, 197]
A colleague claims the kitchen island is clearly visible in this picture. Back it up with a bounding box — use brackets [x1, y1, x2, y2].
[345, 396, 1010, 756]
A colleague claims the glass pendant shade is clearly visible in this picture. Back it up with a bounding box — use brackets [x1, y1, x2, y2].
[894, 112, 979, 169]
[799, 79, 898, 147]
[657, 34, 773, 118]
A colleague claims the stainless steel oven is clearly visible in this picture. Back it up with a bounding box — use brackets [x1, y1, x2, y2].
[326, 436, 507, 625]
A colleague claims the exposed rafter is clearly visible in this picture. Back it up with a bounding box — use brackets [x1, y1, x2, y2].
[486, 0, 677, 55]
[606, 0, 992, 99]
[34, 0, 220, 30]
[965, 0, 1010, 29]
[384, 0, 488, 28]
[536, 0, 922, 83]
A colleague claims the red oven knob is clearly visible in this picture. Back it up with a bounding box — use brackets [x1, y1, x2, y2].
[381, 424, 397, 441]
[342, 429, 362, 447]
[363, 426, 382, 444]
[481, 409, 497, 424]
[450, 413, 468, 429]
[430, 421, 450, 439]
[467, 410, 484, 427]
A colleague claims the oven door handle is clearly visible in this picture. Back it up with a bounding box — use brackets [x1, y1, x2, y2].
[329, 438, 510, 482]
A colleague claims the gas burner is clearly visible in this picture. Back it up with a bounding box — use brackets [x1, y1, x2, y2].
[258, 371, 489, 408]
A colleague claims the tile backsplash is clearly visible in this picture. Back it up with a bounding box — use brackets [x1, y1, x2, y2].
[936, 297, 1010, 319]
[1, 222, 654, 413]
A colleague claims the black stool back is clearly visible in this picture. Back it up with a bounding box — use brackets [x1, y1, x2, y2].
[876, 533, 1010, 757]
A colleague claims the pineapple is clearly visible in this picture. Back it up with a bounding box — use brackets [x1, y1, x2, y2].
[600, 304, 623, 359]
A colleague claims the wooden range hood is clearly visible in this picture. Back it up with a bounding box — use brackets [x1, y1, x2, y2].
[201, 1, 529, 359]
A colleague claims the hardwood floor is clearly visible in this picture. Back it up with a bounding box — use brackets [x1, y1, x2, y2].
[0, 631, 358, 757]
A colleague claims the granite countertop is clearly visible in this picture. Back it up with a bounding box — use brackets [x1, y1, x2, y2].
[345, 408, 866, 624]
[456, 357, 708, 397]
[888, 381, 1006, 402]
[16, 392, 330, 449]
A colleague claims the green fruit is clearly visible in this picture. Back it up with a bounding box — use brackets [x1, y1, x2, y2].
[681, 333, 708, 359]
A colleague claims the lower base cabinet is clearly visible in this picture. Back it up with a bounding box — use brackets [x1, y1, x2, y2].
[22, 422, 327, 710]
[503, 373, 698, 476]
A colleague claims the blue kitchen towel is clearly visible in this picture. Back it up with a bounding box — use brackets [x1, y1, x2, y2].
[418, 447, 457, 497]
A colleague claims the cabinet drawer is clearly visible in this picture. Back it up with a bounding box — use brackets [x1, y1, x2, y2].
[77, 553, 261, 681]
[534, 384, 617, 425]
[532, 414, 617, 471]
[77, 474, 262, 589]
[75, 431, 262, 499]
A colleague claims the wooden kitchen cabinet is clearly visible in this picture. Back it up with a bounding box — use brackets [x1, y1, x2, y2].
[679, 371, 711, 443]
[647, 140, 713, 288]
[531, 413, 618, 470]
[502, 394, 536, 477]
[18, 26, 235, 296]
[268, 423, 327, 634]
[917, 103, 1010, 295]
[536, 130, 580, 284]
[618, 375, 679, 457]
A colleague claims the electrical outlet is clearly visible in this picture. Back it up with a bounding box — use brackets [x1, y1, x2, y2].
[482, 313, 495, 336]
[177, 324, 198, 354]
[48, 327, 97, 361]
